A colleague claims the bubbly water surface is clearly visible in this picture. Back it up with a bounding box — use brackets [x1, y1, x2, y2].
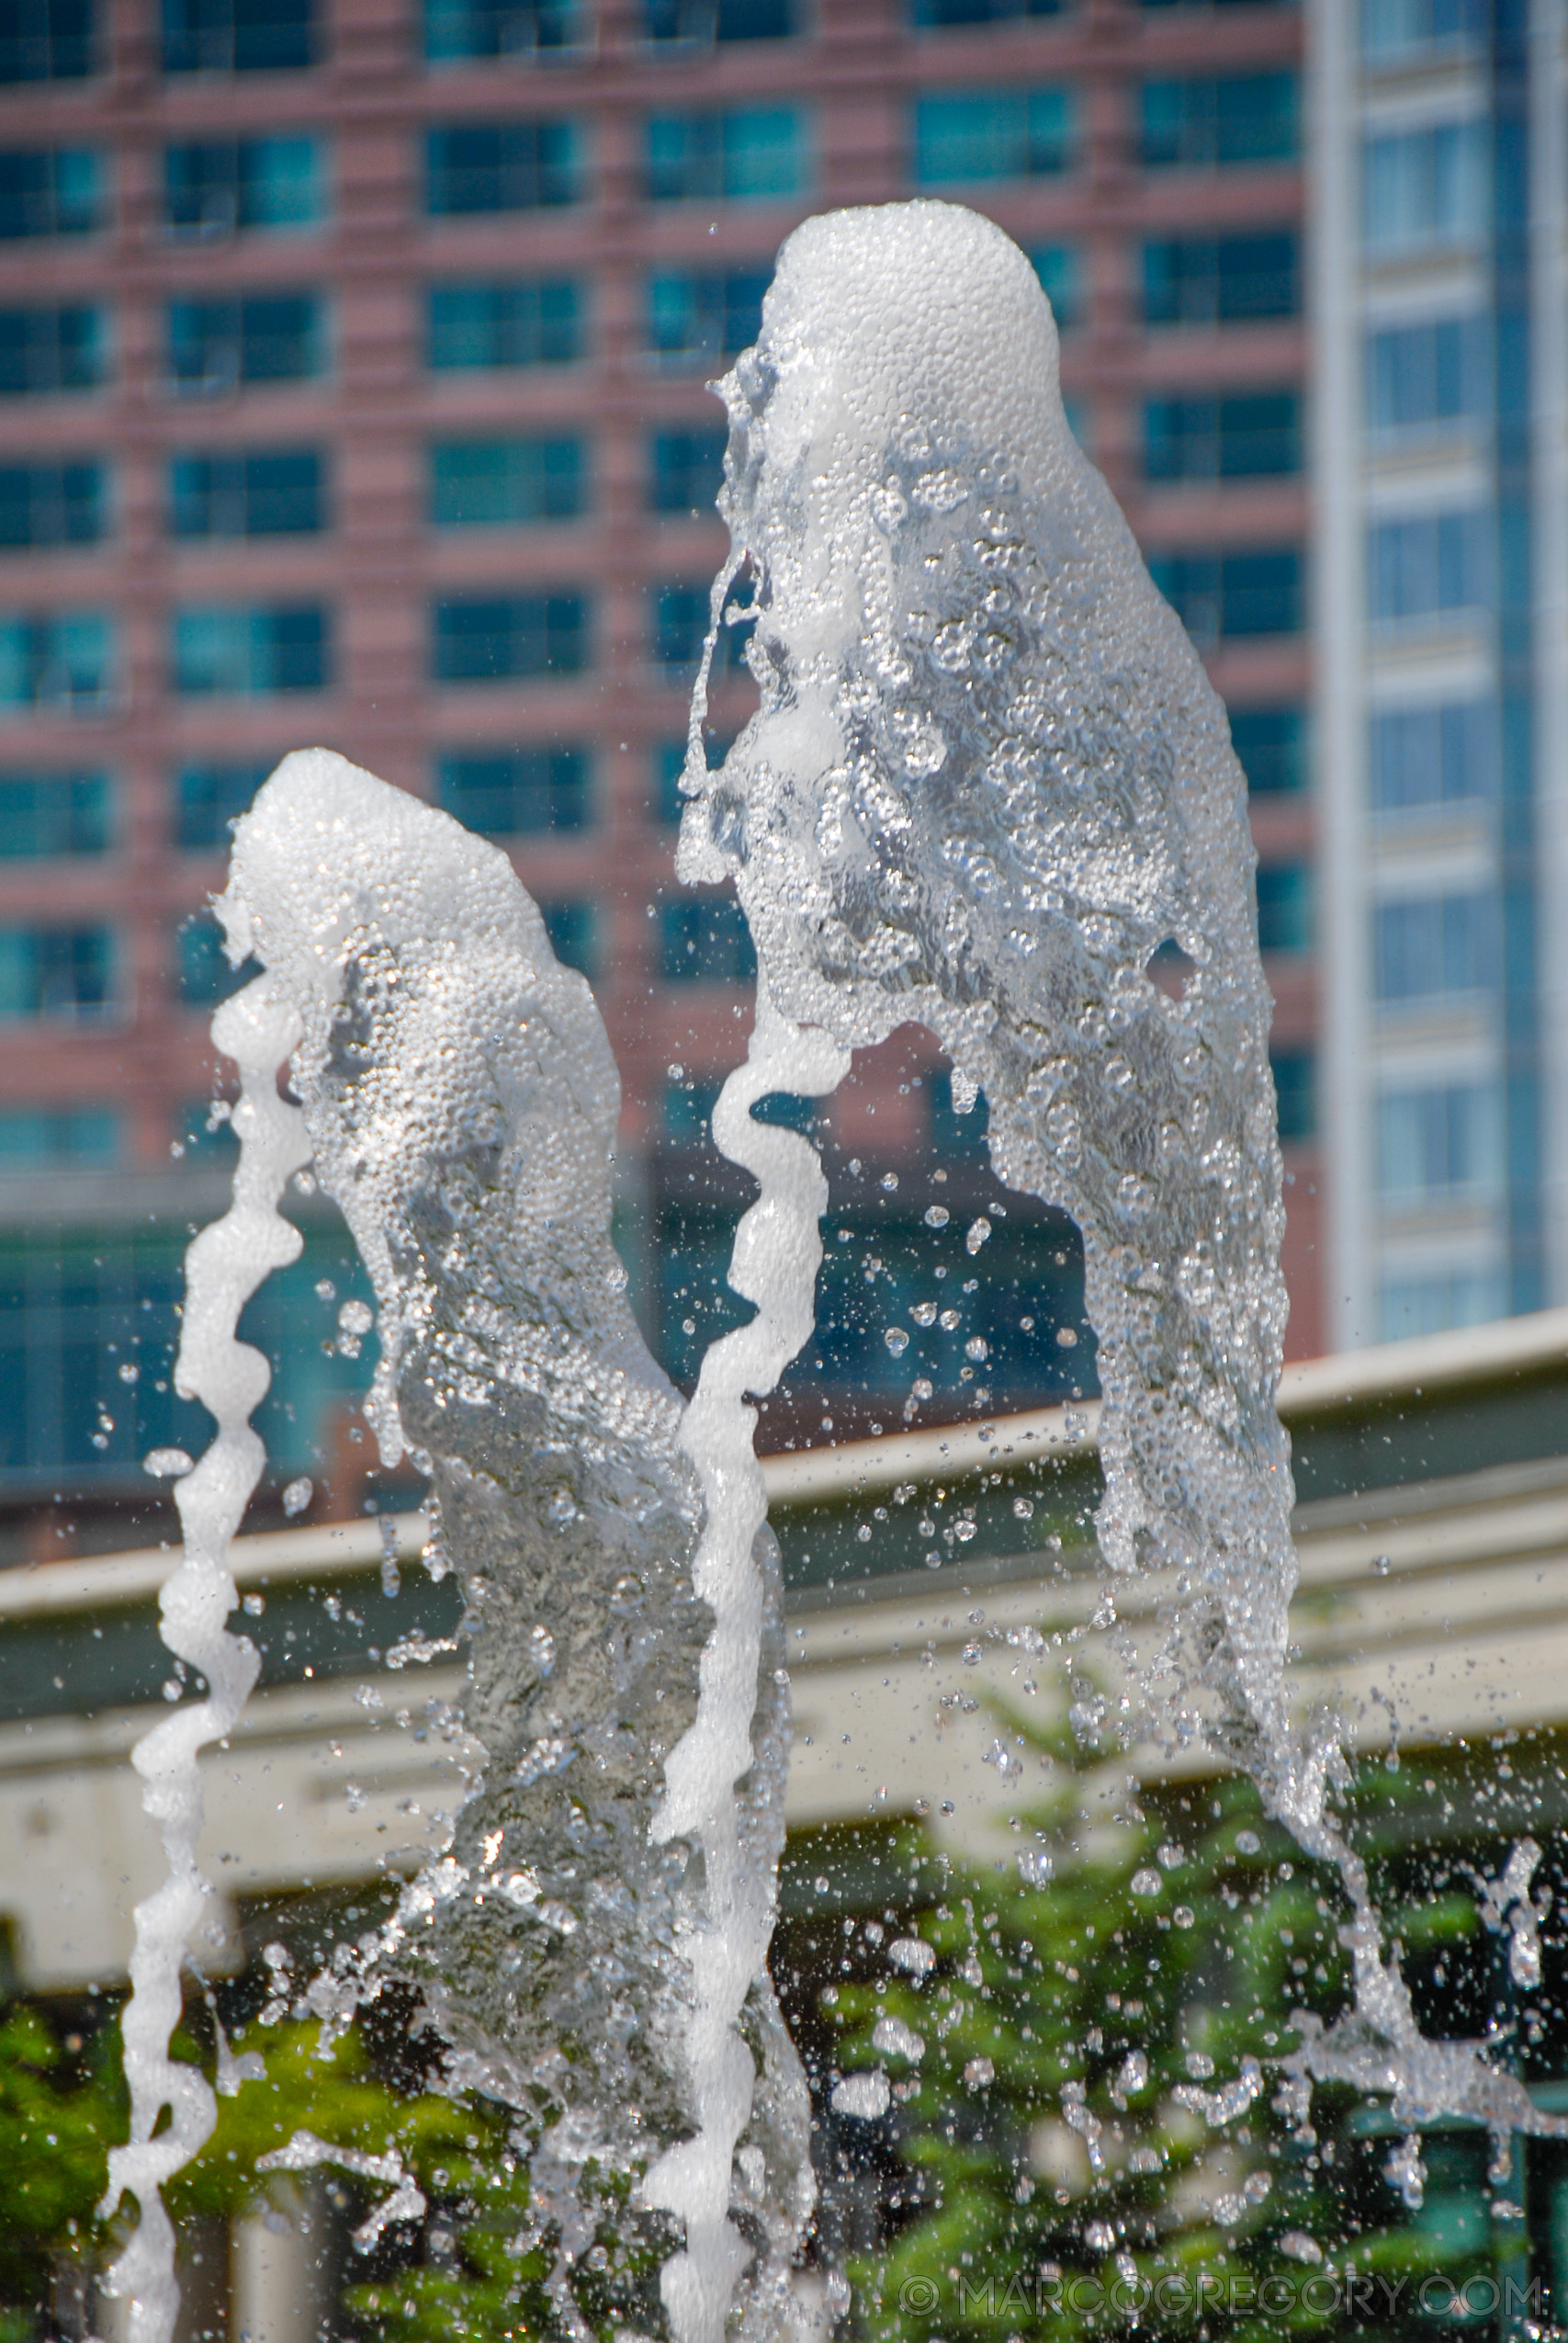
[677, 198, 1568, 2164]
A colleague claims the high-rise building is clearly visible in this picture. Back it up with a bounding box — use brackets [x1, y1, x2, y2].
[0, 0, 1314, 1556]
[1314, 0, 1563, 1346]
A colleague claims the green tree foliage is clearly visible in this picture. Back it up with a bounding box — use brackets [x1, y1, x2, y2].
[827, 1686, 1517, 2341]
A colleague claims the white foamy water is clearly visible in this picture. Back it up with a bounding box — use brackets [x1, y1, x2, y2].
[217, 753, 812, 2343]
[677, 198, 1568, 2159]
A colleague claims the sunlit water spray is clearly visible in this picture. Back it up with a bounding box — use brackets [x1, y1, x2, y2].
[109, 754, 815, 2343]
[677, 198, 1568, 2177]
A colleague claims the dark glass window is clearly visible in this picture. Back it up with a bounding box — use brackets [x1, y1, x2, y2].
[1374, 889, 1496, 1000]
[1364, 0, 1487, 59]
[660, 898, 756, 982]
[1367, 314, 1489, 435]
[1368, 511, 1492, 623]
[0, 611, 111, 709]
[1378, 1080, 1498, 1199]
[0, 923, 113, 1018]
[1145, 390, 1301, 479]
[177, 908, 261, 1006]
[426, 121, 581, 215]
[1143, 232, 1298, 323]
[1140, 73, 1297, 168]
[912, 0, 1061, 21]
[0, 770, 108, 855]
[0, 305, 106, 396]
[0, 148, 102, 239]
[169, 448, 322, 538]
[432, 594, 588, 683]
[647, 267, 770, 368]
[647, 107, 807, 202]
[164, 136, 323, 234]
[426, 0, 580, 59]
[428, 437, 584, 526]
[166, 292, 323, 390]
[0, 459, 104, 547]
[1030, 244, 1079, 329]
[427, 279, 581, 369]
[1147, 548, 1303, 645]
[175, 760, 270, 848]
[1270, 1047, 1315, 1142]
[648, 0, 793, 33]
[649, 427, 726, 516]
[0, 1104, 118, 1163]
[653, 583, 753, 678]
[541, 898, 596, 977]
[1255, 861, 1313, 954]
[914, 88, 1074, 183]
[436, 745, 590, 833]
[171, 604, 328, 694]
[1371, 698, 1497, 811]
[1230, 706, 1306, 793]
[0, 0, 92, 81]
[162, 0, 314, 72]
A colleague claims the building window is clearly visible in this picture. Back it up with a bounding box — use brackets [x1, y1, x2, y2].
[432, 593, 588, 683]
[0, 305, 106, 398]
[914, 88, 1074, 184]
[1363, 121, 1487, 257]
[1379, 1079, 1500, 1202]
[1373, 889, 1497, 1001]
[648, 0, 795, 36]
[541, 898, 596, 977]
[0, 1105, 118, 1164]
[1030, 244, 1079, 331]
[1367, 313, 1489, 436]
[1270, 1047, 1315, 1143]
[166, 292, 323, 391]
[0, 611, 111, 712]
[426, 0, 580, 58]
[1363, 0, 1486, 64]
[647, 268, 770, 368]
[175, 760, 270, 848]
[1231, 706, 1306, 794]
[172, 604, 328, 695]
[1371, 698, 1496, 813]
[654, 582, 753, 678]
[1378, 1267, 1501, 1341]
[426, 121, 581, 215]
[0, 0, 92, 81]
[1140, 74, 1297, 169]
[660, 897, 756, 982]
[177, 908, 260, 1005]
[1145, 390, 1301, 480]
[0, 923, 113, 1019]
[169, 448, 323, 538]
[1147, 548, 1302, 646]
[1144, 232, 1298, 324]
[436, 744, 590, 833]
[911, 0, 1062, 22]
[164, 136, 325, 235]
[1368, 510, 1491, 626]
[428, 436, 585, 527]
[647, 107, 807, 203]
[1256, 861, 1313, 954]
[0, 768, 109, 855]
[0, 148, 103, 239]
[428, 279, 581, 370]
[162, 0, 314, 73]
[649, 427, 727, 517]
[0, 459, 106, 548]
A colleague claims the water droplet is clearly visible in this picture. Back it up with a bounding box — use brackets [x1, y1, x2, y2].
[282, 1476, 312, 1518]
[143, 1447, 194, 1480]
[884, 1327, 909, 1356]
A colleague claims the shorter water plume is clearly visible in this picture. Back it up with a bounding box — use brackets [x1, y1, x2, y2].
[111, 749, 814, 2343]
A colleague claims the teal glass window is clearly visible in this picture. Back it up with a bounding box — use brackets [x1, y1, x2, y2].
[175, 761, 271, 847]
[914, 87, 1075, 183]
[167, 292, 323, 390]
[435, 745, 590, 833]
[428, 436, 584, 526]
[1140, 73, 1297, 168]
[171, 605, 327, 694]
[0, 769, 109, 855]
[0, 147, 102, 238]
[164, 135, 324, 233]
[426, 120, 581, 214]
[427, 280, 581, 369]
[432, 594, 587, 682]
[647, 107, 807, 202]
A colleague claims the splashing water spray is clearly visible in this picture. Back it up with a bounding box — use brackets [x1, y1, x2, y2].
[105, 197, 1564, 2333]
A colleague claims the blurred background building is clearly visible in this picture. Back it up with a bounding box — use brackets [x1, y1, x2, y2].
[0, 0, 1327, 1555]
